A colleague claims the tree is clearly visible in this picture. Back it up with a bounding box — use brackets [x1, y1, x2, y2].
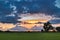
[43, 22, 53, 32]
[56, 27, 60, 32]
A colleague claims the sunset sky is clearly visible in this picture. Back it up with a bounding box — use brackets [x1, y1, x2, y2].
[0, 0, 60, 31]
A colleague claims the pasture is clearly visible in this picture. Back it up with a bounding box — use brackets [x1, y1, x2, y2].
[0, 32, 60, 40]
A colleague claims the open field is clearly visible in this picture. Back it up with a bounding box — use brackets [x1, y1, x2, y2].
[0, 32, 60, 40]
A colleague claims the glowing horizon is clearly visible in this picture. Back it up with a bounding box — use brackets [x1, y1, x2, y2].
[20, 19, 45, 29]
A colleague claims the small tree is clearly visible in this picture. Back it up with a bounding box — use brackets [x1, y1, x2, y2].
[43, 22, 53, 32]
[56, 27, 60, 32]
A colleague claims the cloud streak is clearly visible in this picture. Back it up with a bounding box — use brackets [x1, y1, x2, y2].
[19, 13, 55, 21]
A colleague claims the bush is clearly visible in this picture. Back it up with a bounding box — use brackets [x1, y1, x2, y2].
[56, 27, 60, 32]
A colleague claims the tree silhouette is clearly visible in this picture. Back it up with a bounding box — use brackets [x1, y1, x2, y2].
[56, 27, 60, 32]
[43, 22, 53, 32]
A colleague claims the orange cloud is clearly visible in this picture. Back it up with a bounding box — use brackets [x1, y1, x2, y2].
[22, 19, 48, 23]
[52, 24, 60, 27]
[20, 19, 46, 29]
[0, 23, 16, 31]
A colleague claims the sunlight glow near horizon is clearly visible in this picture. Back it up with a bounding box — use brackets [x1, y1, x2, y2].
[0, 13, 60, 31]
[0, 23, 16, 31]
[0, 19, 60, 31]
[20, 19, 46, 29]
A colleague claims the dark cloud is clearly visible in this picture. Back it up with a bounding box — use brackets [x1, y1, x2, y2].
[0, 0, 60, 23]
[9, 0, 60, 16]
[0, 1, 12, 15]
[49, 19, 60, 24]
[0, 16, 17, 24]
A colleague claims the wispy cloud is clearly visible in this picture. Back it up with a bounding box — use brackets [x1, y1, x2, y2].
[55, 0, 60, 8]
[18, 13, 55, 21]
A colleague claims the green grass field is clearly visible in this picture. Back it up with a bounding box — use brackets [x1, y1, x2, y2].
[0, 32, 60, 40]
